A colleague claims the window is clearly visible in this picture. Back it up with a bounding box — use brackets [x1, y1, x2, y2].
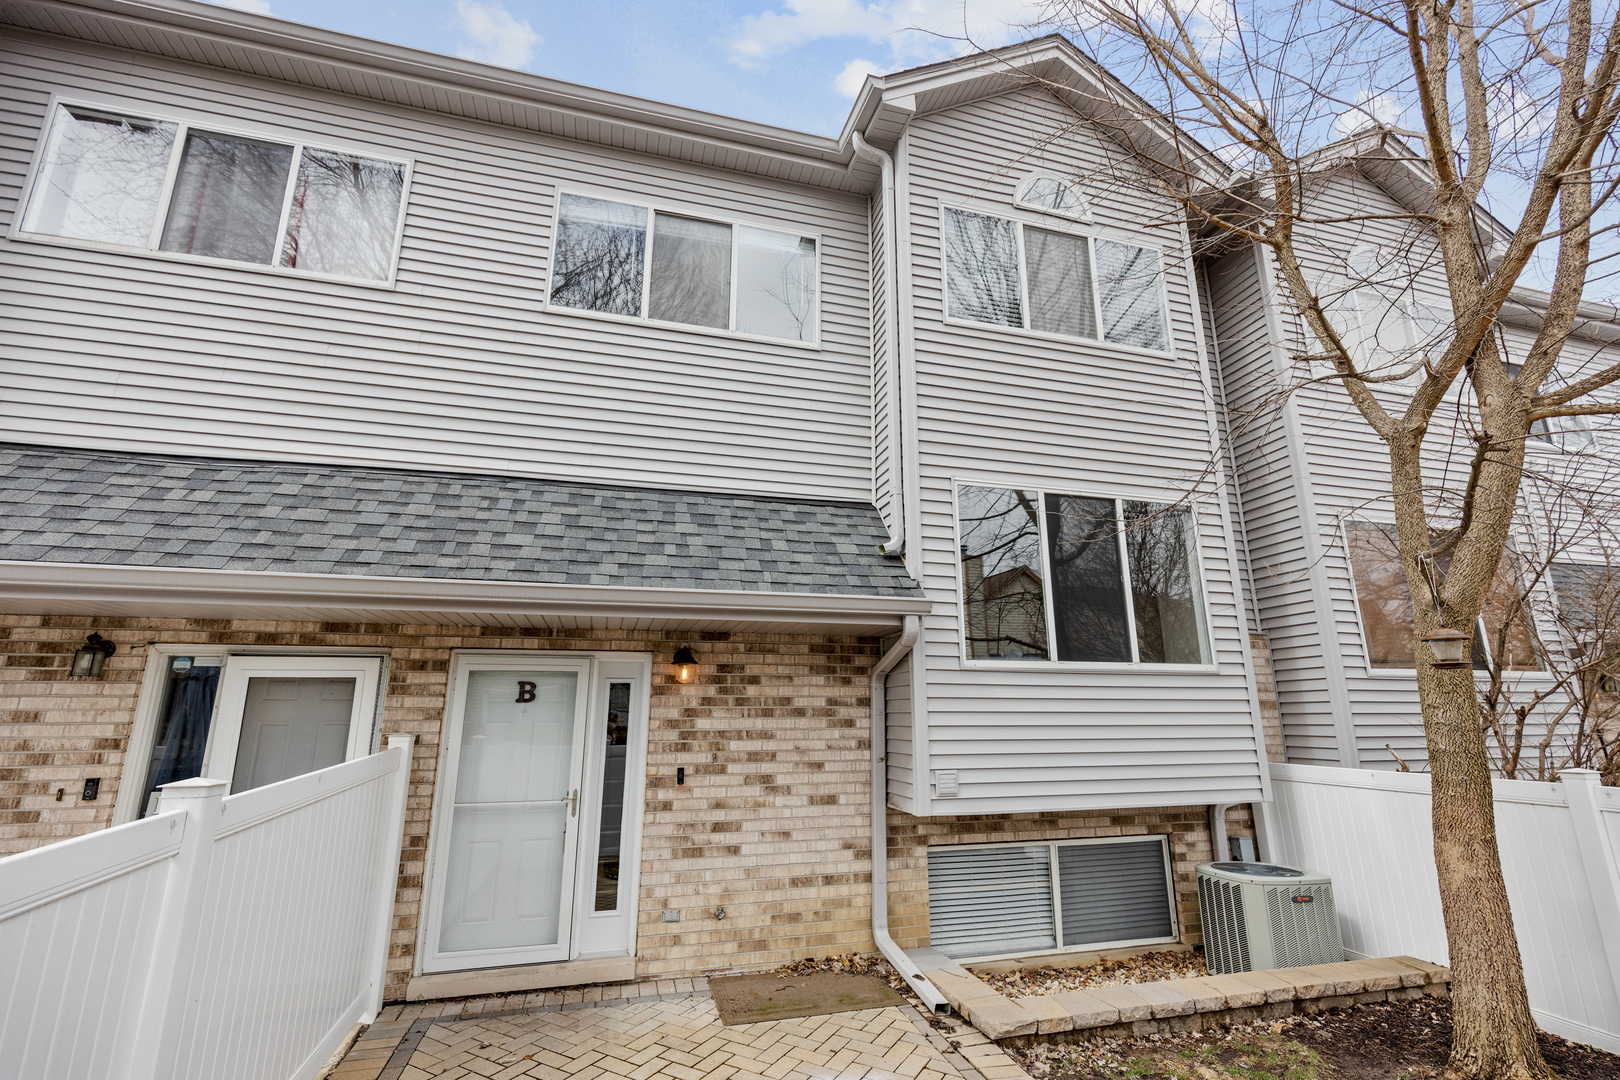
[1322, 247, 1450, 385]
[1015, 174, 1092, 221]
[548, 193, 818, 342]
[942, 205, 1168, 351]
[1506, 365, 1598, 451]
[957, 484, 1211, 665]
[927, 838, 1176, 961]
[1344, 521, 1544, 671]
[19, 103, 408, 282]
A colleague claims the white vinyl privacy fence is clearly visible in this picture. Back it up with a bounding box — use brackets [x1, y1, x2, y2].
[1268, 762, 1620, 1053]
[0, 735, 412, 1080]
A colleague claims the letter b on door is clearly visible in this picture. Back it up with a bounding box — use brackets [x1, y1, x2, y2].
[515, 681, 537, 703]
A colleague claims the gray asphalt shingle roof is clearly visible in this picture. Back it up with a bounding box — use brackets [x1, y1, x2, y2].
[0, 446, 921, 598]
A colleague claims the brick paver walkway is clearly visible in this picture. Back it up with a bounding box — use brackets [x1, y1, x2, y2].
[329, 979, 1025, 1080]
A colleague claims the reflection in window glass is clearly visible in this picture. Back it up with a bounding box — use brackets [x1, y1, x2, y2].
[22, 108, 177, 247]
[959, 486, 1048, 660]
[595, 681, 631, 913]
[160, 130, 294, 264]
[1025, 228, 1096, 339]
[736, 227, 817, 341]
[1018, 175, 1089, 219]
[279, 149, 405, 281]
[1095, 240, 1167, 351]
[649, 213, 732, 329]
[138, 656, 222, 817]
[1123, 502, 1209, 664]
[1346, 522, 1543, 671]
[550, 194, 648, 316]
[1046, 494, 1131, 662]
[943, 207, 1022, 327]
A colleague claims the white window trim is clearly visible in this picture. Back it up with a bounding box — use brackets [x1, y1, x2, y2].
[542, 186, 824, 350]
[1337, 517, 1557, 683]
[927, 835, 1180, 964]
[952, 476, 1219, 672]
[1013, 173, 1095, 223]
[937, 200, 1175, 359]
[112, 643, 391, 825]
[11, 94, 415, 290]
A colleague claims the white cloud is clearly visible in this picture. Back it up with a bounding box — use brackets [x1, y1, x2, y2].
[727, 0, 1045, 71]
[835, 58, 884, 97]
[1333, 93, 1404, 138]
[454, 1, 541, 70]
[212, 0, 272, 13]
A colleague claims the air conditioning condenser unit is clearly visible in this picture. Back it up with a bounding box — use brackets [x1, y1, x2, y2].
[1196, 861, 1344, 974]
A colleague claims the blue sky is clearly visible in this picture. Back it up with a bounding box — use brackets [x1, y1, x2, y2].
[207, 0, 1046, 136]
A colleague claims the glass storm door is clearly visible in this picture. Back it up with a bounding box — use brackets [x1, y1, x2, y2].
[203, 655, 381, 795]
[424, 658, 591, 972]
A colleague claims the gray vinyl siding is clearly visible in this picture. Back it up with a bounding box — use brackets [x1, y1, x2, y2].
[900, 91, 1266, 814]
[1203, 242, 1345, 765]
[0, 31, 873, 501]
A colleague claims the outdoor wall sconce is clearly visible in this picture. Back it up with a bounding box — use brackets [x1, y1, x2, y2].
[1421, 627, 1472, 668]
[672, 645, 698, 684]
[70, 633, 117, 677]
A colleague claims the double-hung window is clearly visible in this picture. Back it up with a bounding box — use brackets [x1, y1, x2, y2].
[547, 193, 819, 343]
[941, 205, 1169, 352]
[18, 103, 411, 283]
[957, 484, 1211, 665]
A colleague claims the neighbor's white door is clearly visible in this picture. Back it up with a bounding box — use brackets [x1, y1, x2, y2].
[422, 656, 591, 973]
[204, 656, 381, 794]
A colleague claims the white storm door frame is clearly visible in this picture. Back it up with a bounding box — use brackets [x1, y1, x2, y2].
[420, 653, 594, 974]
[202, 655, 383, 792]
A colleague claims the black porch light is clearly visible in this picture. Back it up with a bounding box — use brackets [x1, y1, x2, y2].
[71, 633, 117, 678]
[1421, 627, 1472, 668]
[672, 644, 698, 684]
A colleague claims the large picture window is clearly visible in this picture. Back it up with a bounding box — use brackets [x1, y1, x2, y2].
[942, 205, 1168, 352]
[548, 193, 818, 342]
[957, 484, 1211, 665]
[19, 103, 409, 283]
[1345, 521, 1544, 671]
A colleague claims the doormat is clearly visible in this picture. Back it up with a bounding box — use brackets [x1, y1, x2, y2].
[709, 971, 904, 1025]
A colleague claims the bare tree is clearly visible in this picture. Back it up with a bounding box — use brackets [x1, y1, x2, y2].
[1012, 0, 1620, 1074]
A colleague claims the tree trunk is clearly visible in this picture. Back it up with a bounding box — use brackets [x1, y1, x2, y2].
[1421, 663, 1554, 1080]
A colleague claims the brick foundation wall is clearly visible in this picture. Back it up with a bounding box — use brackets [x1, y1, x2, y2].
[885, 806, 1218, 952]
[1, 613, 1224, 998]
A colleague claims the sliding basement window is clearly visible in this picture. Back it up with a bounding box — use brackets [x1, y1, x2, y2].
[926, 837, 1178, 961]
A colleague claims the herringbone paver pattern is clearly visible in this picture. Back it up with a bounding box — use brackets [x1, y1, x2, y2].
[334, 982, 1024, 1080]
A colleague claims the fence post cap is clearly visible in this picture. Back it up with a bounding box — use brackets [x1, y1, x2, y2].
[386, 733, 416, 751]
[1561, 769, 1602, 782]
[157, 777, 230, 800]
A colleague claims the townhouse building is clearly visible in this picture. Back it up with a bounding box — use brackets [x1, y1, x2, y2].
[3, 0, 1607, 1007]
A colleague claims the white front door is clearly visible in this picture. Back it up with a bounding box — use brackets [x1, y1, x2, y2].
[204, 656, 381, 795]
[422, 656, 592, 973]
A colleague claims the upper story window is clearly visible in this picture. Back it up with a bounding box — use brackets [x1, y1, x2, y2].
[18, 104, 409, 284]
[957, 483, 1211, 666]
[941, 206, 1169, 352]
[547, 193, 818, 343]
[1015, 174, 1091, 221]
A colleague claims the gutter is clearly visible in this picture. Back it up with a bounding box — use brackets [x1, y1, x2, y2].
[851, 131, 906, 558]
[870, 615, 949, 1013]
[0, 560, 932, 625]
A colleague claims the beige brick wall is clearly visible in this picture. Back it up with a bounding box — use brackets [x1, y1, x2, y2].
[1, 613, 1222, 999]
[885, 805, 1219, 952]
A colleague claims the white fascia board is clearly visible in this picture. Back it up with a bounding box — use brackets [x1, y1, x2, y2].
[24, 0, 855, 178]
[0, 560, 932, 625]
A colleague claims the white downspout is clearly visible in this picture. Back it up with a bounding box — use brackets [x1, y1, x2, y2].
[852, 130, 905, 558]
[870, 615, 948, 1012]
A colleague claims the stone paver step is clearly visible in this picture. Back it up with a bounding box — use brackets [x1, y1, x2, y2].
[912, 955, 1453, 1040]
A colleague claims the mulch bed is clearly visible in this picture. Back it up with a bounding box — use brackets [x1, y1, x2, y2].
[976, 951, 1209, 997]
[1008, 996, 1620, 1079]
